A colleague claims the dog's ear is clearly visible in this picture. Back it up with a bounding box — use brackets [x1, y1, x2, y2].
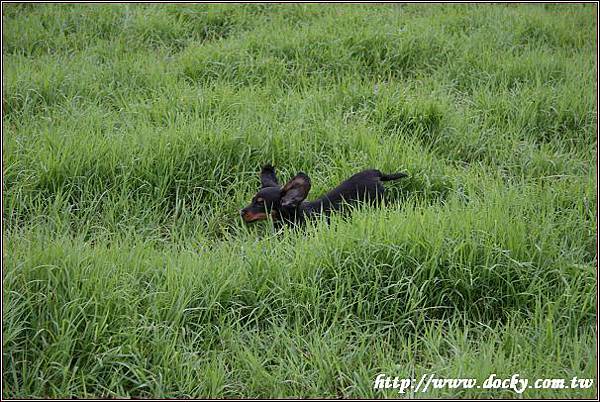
[260, 164, 279, 188]
[281, 172, 311, 207]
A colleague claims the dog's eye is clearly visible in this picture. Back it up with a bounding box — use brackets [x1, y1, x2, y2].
[255, 197, 264, 203]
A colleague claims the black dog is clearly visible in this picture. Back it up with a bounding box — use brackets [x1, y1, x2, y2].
[241, 165, 407, 226]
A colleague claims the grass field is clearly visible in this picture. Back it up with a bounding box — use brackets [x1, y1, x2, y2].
[2, 3, 597, 398]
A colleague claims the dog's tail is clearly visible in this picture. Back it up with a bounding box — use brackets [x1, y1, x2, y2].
[380, 172, 408, 181]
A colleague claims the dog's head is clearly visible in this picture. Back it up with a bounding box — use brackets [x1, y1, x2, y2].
[240, 165, 311, 223]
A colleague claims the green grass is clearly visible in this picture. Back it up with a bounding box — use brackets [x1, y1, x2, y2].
[2, 3, 597, 398]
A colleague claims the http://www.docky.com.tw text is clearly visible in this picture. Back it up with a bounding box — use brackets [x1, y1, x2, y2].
[373, 373, 594, 395]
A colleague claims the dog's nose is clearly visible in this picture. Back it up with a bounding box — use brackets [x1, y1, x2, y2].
[240, 209, 247, 217]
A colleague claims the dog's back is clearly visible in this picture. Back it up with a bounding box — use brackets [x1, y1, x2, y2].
[304, 169, 401, 213]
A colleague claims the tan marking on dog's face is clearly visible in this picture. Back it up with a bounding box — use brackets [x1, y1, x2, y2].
[242, 211, 268, 223]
